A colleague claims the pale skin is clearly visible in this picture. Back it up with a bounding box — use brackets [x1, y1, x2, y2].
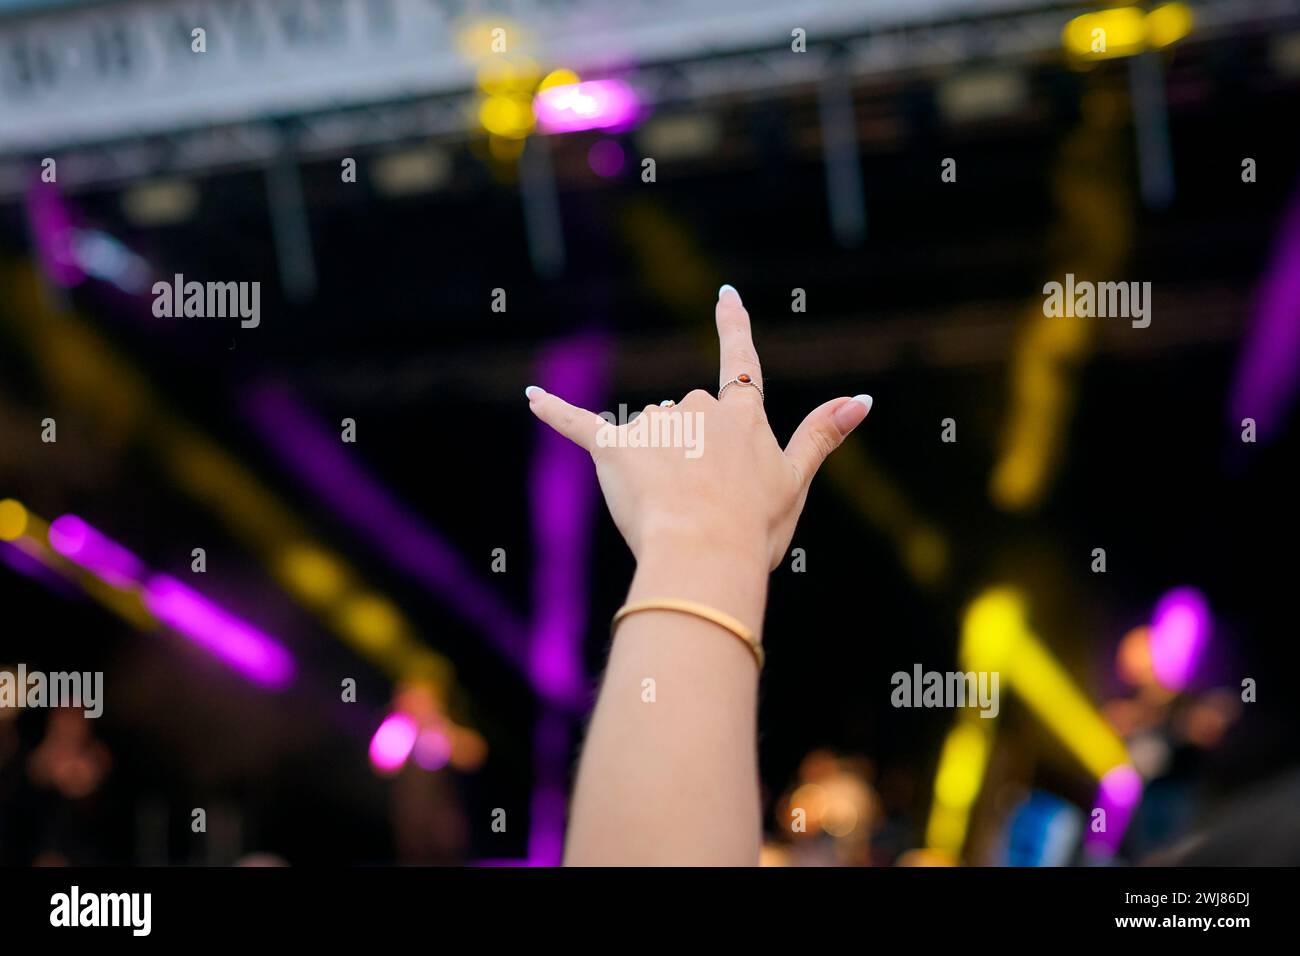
[527, 285, 872, 866]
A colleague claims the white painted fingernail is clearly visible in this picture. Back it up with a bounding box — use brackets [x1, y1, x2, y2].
[718, 284, 739, 302]
[659, 399, 675, 407]
[525, 385, 545, 400]
[834, 394, 873, 434]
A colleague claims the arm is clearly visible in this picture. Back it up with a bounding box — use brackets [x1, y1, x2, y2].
[527, 285, 872, 865]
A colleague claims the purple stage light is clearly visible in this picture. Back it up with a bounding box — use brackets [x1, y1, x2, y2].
[588, 139, 625, 178]
[1084, 764, 1143, 858]
[0, 540, 76, 595]
[1149, 586, 1211, 692]
[534, 79, 641, 133]
[528, 334, 606, 706]
[369, 712, 418, 772]
[412, 726, 452, 771]
[25, 178, 85, 287]
[526, 333, 608, 865]
[1230, 183, 1300, 443]
[48, 514, 146, 589]
[242, 383, 538, 690]
[142, 574, 296, 689]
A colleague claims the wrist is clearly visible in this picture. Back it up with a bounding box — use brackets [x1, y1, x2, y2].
[628, 528, 769, 637]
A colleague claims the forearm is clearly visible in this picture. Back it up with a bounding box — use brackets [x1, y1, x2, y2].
[564, 534, 768, 865]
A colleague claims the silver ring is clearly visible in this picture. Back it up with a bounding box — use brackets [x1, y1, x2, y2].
[718, 374, 764, 402]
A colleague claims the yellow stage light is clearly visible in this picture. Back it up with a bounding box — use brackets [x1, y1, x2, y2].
[961, 588, 1130, 779]
[1064, 8, 1146, 61]
[1147, 3, 1194, 48]
[476, 58, 541, 96]
[1063, 4, 1193, 62]
[339, 594, 402, 652]
[539, 68, 580, 92]
[279, 545, 347, 606]
[925, 714, 995, 856]
[479, 94, 535, 139]
[0, 499, 29, 541]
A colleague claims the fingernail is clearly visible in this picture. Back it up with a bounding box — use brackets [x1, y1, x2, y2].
[525, 385, 545, 400]
[718, 284, 740, 302]
[659, 399, 675, 407]
[834, 394, 873, 433]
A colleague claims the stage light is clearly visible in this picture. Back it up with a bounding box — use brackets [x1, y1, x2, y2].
[0, 499, 28, 541]
[448, 725, 488, 772]
[588, 139, 625, 178]
[533, 79, 641, 134]
[48, 514, 146, 589]
[961, 588, 1025, 664]
[121, 180, 199, 227]
[1083, 763, 1143, 857]
[278, 545, 346, 606]
[1063, 4, 1193, 62]
[412, 727, 453, 771]
[1146, 3, 1194, 49]
[26, 180, 84, 287]
[370, 148, 453, 197]
[141, 574, 295, 689]
[937, 70, 1027, 123]
[488, 135, 527, 162]
[1148, 587, 1210, 692]
[70, 230, 151, 293]
[819, 438, 950, 588]
[961, 588, 1130, 780]
[991, 91, 1134, 511]
[1002, 791, 1083, 867]
[896, 849, 956, 867]
[538, 68, 579, 92]
[934, 721, 989, 810]
[242, 382, 530, 692]
[1116, 626, 1156, 687]
[528, 334, 608, 704]
[1063, 8, 1148, 61]
[925, 715, 994, 856]
[636, 114, 721, 161]
[790, 782, 829, 835]
[369, 712, 418, 773]
[479, 94, 535, 140]
[1228, 182, 1300, 445]
[339, 594, 402, 652]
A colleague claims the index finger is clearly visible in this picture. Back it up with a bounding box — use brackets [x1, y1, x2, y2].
[715, 285, 763, 399]
[525, 386, 608, 452]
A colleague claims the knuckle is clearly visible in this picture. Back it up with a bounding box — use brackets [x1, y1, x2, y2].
[727, 344, 761, 372]
[721, 304, 751, 327]
[810, 425, 841, 461]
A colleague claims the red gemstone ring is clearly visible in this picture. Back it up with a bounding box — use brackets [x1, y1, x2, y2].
[718, 373, 764, 402]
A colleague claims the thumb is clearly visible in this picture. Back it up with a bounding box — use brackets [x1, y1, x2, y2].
[784, 394, 873, 487]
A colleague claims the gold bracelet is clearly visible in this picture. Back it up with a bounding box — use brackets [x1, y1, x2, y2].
[611, 598, 765, 670]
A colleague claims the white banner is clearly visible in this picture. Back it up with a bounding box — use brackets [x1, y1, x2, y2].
[0, 0, 1034, 152]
